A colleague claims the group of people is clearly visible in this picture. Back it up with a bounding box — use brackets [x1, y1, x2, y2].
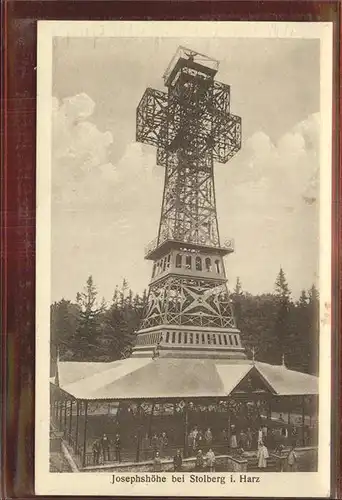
[152, 448, 217, 473]
[90, 420, 301, 470]
[92, 433, 122, 464]
[187, 426, 214, 454]
[141, 431, 169, 460]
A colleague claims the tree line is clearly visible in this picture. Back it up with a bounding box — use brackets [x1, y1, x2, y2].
[51, 269, 319, 375]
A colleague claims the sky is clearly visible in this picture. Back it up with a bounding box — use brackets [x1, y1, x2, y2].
[51, 36, 320, 303]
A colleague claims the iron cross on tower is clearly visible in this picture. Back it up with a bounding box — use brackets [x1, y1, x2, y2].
[132, 47, 246, 360]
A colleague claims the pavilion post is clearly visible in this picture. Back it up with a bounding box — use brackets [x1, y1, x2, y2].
[75, 400, 80, 455]
[135, 404, 142, 463]
[288, 397, 291, 425]
[148, 402, 155, 438]
[64, 398, 67, 435]
[56, 400, 59, 428]
[267, 397, 272, 420]
[69, 399, 73, 444]
[184, 402, 189, 458]
[59, 399, 63, 430]
[301, 396, 305, 446]
[82, 401, 88, 468]
[227, 398, 231, 450]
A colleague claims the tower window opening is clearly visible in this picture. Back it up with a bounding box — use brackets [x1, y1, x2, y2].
[196, 333, 200, 344]
[195, 256, 202, 271]
[178, 332, 182, 343]
[172, 332, 176, 343]
[185, 255, 192, 269]
[213, 335, 217, 345]
[228, 335, 232, 345]
[165, 332, 170, 343]
[189, 332, 194, 344]
[152, 263, 157, 278]
[184, 333, 188, 344]
[223, 335, 228, 345]
[205, 257, 212, 272]
[215, 259, 220, 273]
[201, 334, 205, 343]
[207, 334, 211, 345]
[167, 254, 171, 268]
[176, 254, 182, 268]
[234, 335, 239, 346]
[163, 258, 167, 272]
[218, 335, 222, 345]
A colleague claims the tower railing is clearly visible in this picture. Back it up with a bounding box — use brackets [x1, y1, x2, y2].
[144, 236, 235, 258]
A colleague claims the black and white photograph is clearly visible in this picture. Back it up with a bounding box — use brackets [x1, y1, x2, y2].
[36, 21, 332, 497]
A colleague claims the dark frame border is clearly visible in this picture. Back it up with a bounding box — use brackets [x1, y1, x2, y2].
[1, 1, 340, 498]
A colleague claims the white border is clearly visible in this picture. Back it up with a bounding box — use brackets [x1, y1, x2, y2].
[36, 21, 333, 497]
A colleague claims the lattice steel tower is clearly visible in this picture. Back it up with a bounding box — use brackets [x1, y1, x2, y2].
[132, 47, 245, 360]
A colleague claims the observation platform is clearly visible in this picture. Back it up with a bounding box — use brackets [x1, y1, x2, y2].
[144, 236, 234, 260]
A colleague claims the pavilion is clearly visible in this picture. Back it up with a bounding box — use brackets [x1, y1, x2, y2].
[50, 355, 318, 469]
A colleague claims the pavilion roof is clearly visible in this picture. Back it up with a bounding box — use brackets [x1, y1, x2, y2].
[53, 357, 318, 401]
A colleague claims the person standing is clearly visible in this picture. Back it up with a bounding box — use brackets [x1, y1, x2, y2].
[151, 433, 159, 458]
[257, 426, 263, 446]
[257, 441, 269, 469]
[287, 446, 297, 472]
[141, 433, 151, 461]
[187, 430, 194, 454]
[92, 438, 101, 465]
[246, 427, 253, 450]
[262, 424, 268, 445]
[195, 449, 204, 472]
[153, 451, 162, 472]
[114, 433, 121, 462]
[230, 425, 238, 452]
[206, 448, 216, 472]
[197, 430, 204, 451]
[204, 428, 213, 448]
[239, 429, 248, 450]
[100, 433, 110, 462]
[192, 426, 199, 453]
[158, 432, 168, 458]
[221, 428, 228, 443]
[173, 449, 183, 472]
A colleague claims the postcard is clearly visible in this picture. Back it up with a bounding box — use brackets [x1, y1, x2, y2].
[36, 20, 333, 497]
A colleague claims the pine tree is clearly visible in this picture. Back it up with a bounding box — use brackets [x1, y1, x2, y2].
[112, 285, 120, 308]
[274, 267, 291, 303]
[298, 289, 308, 307]
[308, 284, 319, 303]
[234, 276, 243, 296]
[72, 276, 105, 360]
[231, 277, 244, 328]
[307, 284, 320, 374]
[273, 268, 293, 364]
[120, 279, 129, 308]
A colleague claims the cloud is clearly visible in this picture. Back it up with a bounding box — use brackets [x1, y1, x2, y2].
[215, 112, 320, 296]
[52, 93, 114, 201]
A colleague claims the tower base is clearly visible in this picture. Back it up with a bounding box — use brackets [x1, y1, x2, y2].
[131, 325, 246, 360]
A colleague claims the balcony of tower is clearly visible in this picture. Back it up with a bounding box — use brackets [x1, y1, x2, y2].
[144, 235, 235, 261]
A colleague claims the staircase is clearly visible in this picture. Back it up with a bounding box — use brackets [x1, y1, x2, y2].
[247, 455, 279, 472]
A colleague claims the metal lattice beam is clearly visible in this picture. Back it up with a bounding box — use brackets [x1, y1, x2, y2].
[136, 48, 242, 334]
